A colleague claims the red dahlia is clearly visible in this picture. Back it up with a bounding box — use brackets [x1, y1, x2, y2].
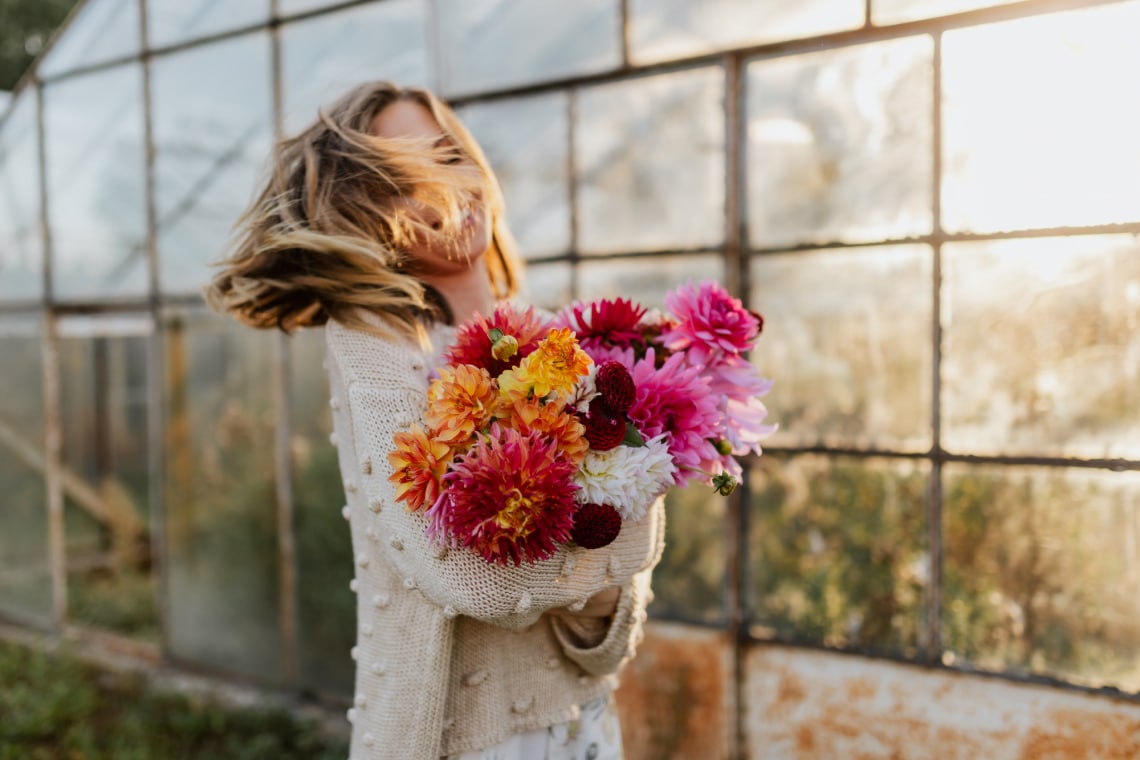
[570, 503, 622, 549]
[581, 397, 626, 451]
[595, 360, 636, 414]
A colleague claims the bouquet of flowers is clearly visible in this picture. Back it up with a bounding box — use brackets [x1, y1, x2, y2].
[388, 280, 775, 566]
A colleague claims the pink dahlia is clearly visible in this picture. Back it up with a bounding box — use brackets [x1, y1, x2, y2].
[624, 349, 722, 487]
[445, 302, 549, 377]
[660, 281, 761, 365]
[426, 424, 578, 566]
[553, 298, 646, 357]
[706, 355, 777, 458]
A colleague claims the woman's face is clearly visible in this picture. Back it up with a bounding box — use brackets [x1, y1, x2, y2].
[369, 99, 492, 276]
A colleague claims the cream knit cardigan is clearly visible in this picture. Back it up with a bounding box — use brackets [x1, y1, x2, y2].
[325, 314, 665, 759]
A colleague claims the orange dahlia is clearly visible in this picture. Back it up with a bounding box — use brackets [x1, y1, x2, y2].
[498, 396, 589, 465]
[424, 364, 498, 445]
[388, 423, 454, 512]
[498, 328, 592, 403]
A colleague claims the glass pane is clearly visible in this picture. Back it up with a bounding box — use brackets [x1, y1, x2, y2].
[148, 0, 269, 49]
[290, 328, 353, 695]
[943, 235, 1140, 459]
[749, 454, 929, 655]
[577, 255, 726, 309]
[151, 34, 273, 295]
[58, 316, 155, 640]
[0, 94, 43, 302]
[630, 0, 864, 65]
[577, 67, 725, 255]
[459, 93, 570, 259]
[874, 0, 1029, 25]
[435, 0, 621, 97]
[520, 261, 572, 312]
[280, 1, 431, 136]
[39, 0, 139, 78]
[746, 36, 933, 248]
[944, 464, 1140, 693]
[942, 2, 1140, 233]
[0, 316, 50, 627]
[749, 246, 933, 452]
[649, 484, 725, 624]
[44, 64, 148, 301]
[162, 309, 282, 682]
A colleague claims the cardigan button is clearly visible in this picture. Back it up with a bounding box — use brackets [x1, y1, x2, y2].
[356, 553, 369, 568]
[349, 579, 359, 593]
[390, 536, 404, 551]
[350, 646, 359, 661]
[568, 597, 587, 612]
[368, 498, 383, 513]
[354, 694, 367, 709]
[514, 591, 532, 614]
[346, 707, 357, 723]
[364, 526, 378, 541]
[341, 505, 351, 521]
[442, 717, 454, 731]
[511, 698, 534, 714]
[343, 478, 357, 494]
[372, 593, 389, 609]
[361, 624, 373, 637]
[463, 670, 487, 687]
[329, 396, 340, 410]
[545, 657, 561, 670]
[403, 576, 417, 590]
[370, 661, 385, 676]
[443, 605, 458, 618]
[362, 733, 376, 747]
[329, 432, 339, 446]
[360, 455, 372, 475]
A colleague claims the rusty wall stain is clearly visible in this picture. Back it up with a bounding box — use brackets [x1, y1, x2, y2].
[615, 621, 732, 760]
[745, 645, 1140, 760]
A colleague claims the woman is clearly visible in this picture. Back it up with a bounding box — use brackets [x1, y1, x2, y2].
[206, 82, 664, 760]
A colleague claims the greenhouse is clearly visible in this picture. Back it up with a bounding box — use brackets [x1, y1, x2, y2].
[1, 0, 1139, 755]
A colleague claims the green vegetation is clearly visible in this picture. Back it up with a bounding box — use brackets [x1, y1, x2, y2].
[0, 638, 348, 760]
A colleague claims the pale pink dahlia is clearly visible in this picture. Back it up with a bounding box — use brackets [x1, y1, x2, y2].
[706, 355, 777, 458]
[426, 424, 578, 566]
[445, 302, 549, 377]
[660, 281, 761, 365]
[625, 349, 721, 486]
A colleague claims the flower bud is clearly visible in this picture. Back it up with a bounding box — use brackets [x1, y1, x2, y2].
[491, 333, 519, 361]
[712, 472, 738, 496]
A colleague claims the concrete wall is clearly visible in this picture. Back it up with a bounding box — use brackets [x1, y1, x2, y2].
[617, 622, 1140, 759]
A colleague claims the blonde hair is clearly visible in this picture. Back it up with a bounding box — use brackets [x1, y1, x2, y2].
[205, 81, 522, 340]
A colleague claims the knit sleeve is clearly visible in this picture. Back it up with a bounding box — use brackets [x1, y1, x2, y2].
[326, 322, 665, 631]
[549, 567, 655, 677]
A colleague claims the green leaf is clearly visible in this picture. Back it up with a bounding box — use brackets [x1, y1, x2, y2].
[622, 422, 646, 447]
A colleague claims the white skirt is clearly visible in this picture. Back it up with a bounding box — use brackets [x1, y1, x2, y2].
[445, 694, 623, 760]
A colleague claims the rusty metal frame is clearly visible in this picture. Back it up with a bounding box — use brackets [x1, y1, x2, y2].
[269, 0, 301, 689]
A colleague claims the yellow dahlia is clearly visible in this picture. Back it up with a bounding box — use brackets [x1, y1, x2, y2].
[388, 423, 453, 512]
[424, 364, 498, 445]
[498, 328, 592, 403]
